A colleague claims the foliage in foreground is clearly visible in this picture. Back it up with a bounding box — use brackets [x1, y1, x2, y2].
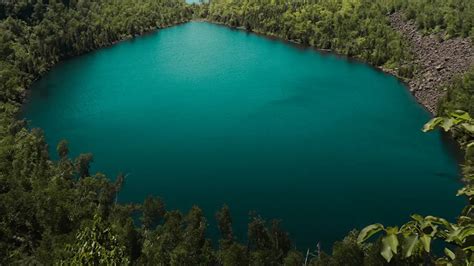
[358, 111, 474, 265]
[1, 0, 474, 264]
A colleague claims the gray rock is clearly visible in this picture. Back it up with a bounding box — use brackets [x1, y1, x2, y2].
[388, 12, 474, 114]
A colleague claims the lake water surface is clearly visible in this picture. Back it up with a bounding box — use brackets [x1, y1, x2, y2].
[24, 22, 464, 248]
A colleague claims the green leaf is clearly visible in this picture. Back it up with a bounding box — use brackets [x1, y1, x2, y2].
[400, 221, 417, 235]
[444, 248, 455, 260]
[457, 186, 474, 197]
[440, 118, 455, 131]
[357, 224, 384, 243]
[458, 225, 474, 241]
[385, 226, 399, 235]
[382, 233, 399, 255]
[422, 117, 443, 132]
[462, 123, 474, 133]
[466, 142, 474, 157]
[425, 216, 449, 226]
[435, 258, 451, 265]
[411, 214, 424, 222]
[462, 245, 474, 252]
[402, 235, 418, 258]
[381, 239, 394, 262]
[450, 110, 471, 121]
[420, 234, 431, 253]
[446, 226, 463, 243]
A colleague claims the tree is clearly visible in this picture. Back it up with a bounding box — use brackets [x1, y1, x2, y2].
[247, 214, 293, 264]
[170, 206, 216, 264]
[218, 242, 249, 265]
[1, 0, 473, 264]
[64, 214, 130, 265]
[141, 195, 166, 230]
[140, 210, 184, 264]
[56, 139, 69, 159]
[75, 153, 93, 178]
[216, 204, 233, 242]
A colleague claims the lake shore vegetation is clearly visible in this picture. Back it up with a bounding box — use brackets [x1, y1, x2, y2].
[0, 0, 473, 264]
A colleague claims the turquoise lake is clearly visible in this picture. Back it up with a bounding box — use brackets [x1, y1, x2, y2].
[24, 22, 465, 249]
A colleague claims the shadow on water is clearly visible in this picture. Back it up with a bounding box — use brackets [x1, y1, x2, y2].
[440, 131, 465, 173]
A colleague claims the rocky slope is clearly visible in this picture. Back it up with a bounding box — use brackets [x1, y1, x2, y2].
[389, 12, 474, 114]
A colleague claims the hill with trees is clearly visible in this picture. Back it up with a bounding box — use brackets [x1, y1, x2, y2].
[0, 0, 473, 264]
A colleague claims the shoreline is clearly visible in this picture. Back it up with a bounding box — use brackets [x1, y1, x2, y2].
[193, 18, 400, 73]
[23, 17, 473, 117]
[18, 19, 190, 113]
[193, 17, 474, 115]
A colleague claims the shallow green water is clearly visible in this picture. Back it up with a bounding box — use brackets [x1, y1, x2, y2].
[24, 22, 464, 248]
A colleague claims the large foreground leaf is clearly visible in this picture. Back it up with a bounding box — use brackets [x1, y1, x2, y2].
[357, 224, 384, 243]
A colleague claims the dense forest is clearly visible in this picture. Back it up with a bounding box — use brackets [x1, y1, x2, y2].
[204, 0, 414, 77]
[0, 0, 191, 104]
[391, 0, 474, 39]
[201, 0, 474, 115]
[0, 0, 473, 264]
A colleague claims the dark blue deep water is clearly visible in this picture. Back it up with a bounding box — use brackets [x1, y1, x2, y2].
[24, 22, 464, 249]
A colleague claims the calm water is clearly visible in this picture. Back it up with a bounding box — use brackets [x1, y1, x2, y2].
[24, 22, 464, 249]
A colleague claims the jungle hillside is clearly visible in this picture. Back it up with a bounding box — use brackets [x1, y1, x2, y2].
[0, 0, 473, 264]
